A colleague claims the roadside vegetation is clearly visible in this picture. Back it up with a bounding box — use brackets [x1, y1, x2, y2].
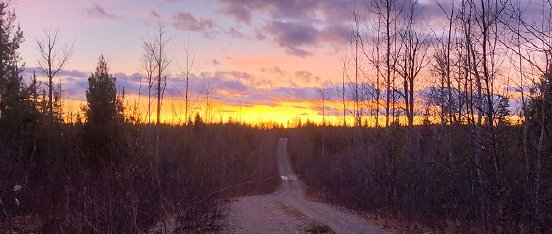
[287, 0, 552, 231]
[0, 2, 280, 232]
[289, 120, 550, 232]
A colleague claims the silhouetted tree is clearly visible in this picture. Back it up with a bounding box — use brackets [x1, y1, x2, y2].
[0, 1, 36, 146]
[142, 25, 172, 218]
[83, 55, 124, 163]
[396, 0, 429, 127]
[36, 28, 73, 119]
[178, 38, 196, 125]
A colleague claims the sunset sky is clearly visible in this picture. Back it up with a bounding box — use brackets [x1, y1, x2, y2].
[14, 0, 364, 124]
[12, 0, 526, 125]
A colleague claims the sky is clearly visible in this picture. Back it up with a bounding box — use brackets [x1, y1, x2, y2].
[10, 0, 529, 125]
[14, 0, 368, 125]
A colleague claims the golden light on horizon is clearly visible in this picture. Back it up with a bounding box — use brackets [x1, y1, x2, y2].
[57, 94, 523, 129]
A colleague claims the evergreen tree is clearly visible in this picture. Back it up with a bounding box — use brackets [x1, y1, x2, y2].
[83, 55, 124, 163]
[528, 70, 552, 152]
[496, 95, 510, 126]
[0, 1, 36, 145]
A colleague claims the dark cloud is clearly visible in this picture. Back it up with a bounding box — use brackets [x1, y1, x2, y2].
[57, 69, 89, 79]
[63, 79, 89, 97]
[319, 24, 350, 45]
[115, 72, 142, 94]
[23, 68, 145, 99]
[212, 0, 354, 23]
[172, 11, 216, 37]
[271, 86, 320, 100]
[209, 76, 248, 92]
[203, 0, 356, 56]
[264, 21, 318, 57]
[263, 20, 350, 57]
[225, 86, 321, 106]
[87, 4, 121, 19]
[207, 0, 463, 56]
[22, 67, 328, 108]
[264, 21, 317, 46]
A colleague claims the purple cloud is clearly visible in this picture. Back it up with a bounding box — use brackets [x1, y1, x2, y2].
[264, 21, 318, 57]
[319, 24, 350, 45]
[209, 76, 248, 92]
[227, 27, 245, 38]
[213, 0, 354, 22]
[294, 71, 320, 83]
[263, 20, 350, 57]
[172, 11, 216, 37]
[87, 4, 120, 19]
[21, 66, 329, 108]
[219, 4, 252, 23]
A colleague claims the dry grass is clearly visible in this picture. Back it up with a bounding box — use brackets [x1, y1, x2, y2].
[275, 201, 334, 234]
[303, 220, 334, 234]
[276, 201, 306, 219]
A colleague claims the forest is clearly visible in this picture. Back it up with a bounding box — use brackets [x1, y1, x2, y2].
[0, 0, 551, 233]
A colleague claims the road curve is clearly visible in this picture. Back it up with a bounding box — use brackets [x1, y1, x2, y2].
[225, 138, 387, 234]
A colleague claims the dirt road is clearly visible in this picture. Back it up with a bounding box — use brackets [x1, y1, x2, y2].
[225, 138, 387, 234]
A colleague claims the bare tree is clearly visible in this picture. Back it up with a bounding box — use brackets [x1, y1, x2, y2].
[203, 78, 215, 123]
[317, 88, 330, 127]
[143, 25, 172, 126]
[140, 45, 156, 124]
[317, 87, 329, 157]
[178, 37, 196, 124]
[501, 0, 552, 221]
[434, 0, 456, 125]
[339, 50, 348, 127]
[370, 0, 403, 127]
[351, 1, 363, 127]
[396, 0, 429, 126]
[365, 6, 384, 128]
[142, 25, 172, 223]
[36, 28, 74, 117]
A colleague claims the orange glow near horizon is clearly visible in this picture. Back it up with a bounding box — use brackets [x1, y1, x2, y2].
[58, 94, 522, 128]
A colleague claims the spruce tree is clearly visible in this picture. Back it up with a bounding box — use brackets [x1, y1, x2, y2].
[0, 1, 36, 146]
[83, 55, 124, 163]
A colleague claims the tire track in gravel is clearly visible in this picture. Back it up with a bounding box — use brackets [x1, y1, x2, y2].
[224, 138, 388, 234]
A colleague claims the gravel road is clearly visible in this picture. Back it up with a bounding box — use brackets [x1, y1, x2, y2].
[224, 138, 388, 234]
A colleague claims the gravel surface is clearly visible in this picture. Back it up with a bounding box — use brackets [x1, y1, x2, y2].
[224, 138, 388, 234]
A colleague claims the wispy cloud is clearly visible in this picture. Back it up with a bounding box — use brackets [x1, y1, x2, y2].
[261, 66, 286, 77]
[149, 10, 161, 19]
[227, 27, 245, 38]
[294, 71, 320, 83]
[87, 4, 121, 19]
